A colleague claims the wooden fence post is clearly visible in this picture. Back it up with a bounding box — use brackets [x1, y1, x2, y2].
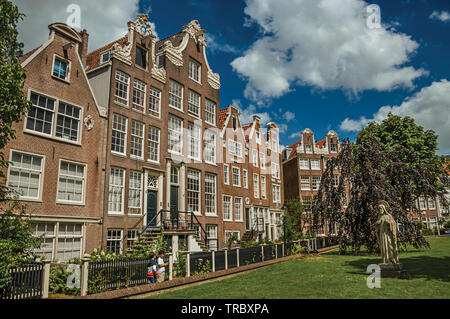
[225, 249, 228, 270]
[41, 260, 51, 299]
[236, 248, 240, 268]
[211, 250, 215, 272]
[261, 245, 264, 262]
[186, 252, 191, 277]
[168, 254, 173, 281]
[80, 258, 89, 297]
[275, 244, 278, 259]
[282, 243, 285, 257]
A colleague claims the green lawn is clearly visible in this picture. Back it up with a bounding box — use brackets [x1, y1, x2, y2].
[147, 237, 450, 299]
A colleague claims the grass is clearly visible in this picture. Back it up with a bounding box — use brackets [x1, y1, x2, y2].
[146, 236, 450, 299]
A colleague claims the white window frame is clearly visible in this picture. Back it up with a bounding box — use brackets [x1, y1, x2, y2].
[243, 169, 248, 189]
[114, 70, 130, 106]
[204, 130, 216, 165]
[310, 159, 321, 170]
[252, 150, 258, 167]
[205, 173, 217, 216]
[52, 54, 71, 82]
[223, 195, 233, 221]
[187, 169, 201, 215]
[106, 229, 123, 254]
[189, 59, 201, 83]
[147, 126, 160, 164]
[232, 166, 241, 187]
[224, 164, 229, 185]
[234, 197, 243, 222]
[260, 152, 265, 169]
[56, 159, 87, 205]
[132, 79, 147, 113]
[312, 176, 321, 191]
[205, 99, 216, 126]
[271, 163, 280, 179]
[188, 122, 202, 161]
[261, 175, 266, 199]
[149, 87, 161, 118]
[169, 79, 184, 111]
[299, 158, 309, 170]
[188, 89, 201, 118]
[128, 170, 143, 215]
[130, 120, 145, 160]
[108, 167, 125, 214]
[168, 114, 183, 155]
[228, 140, 243, 158]
[253, 174, 260, 199]
[301, 176, 311, 191]
[273, 184, 281, 204]
[111, 114, 128, 156]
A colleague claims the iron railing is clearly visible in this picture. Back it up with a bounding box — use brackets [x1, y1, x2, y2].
[0, 262, 43, 299]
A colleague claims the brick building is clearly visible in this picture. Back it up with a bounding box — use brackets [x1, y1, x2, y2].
[1, 23, 107, 261]
[282, 129, 342, 236]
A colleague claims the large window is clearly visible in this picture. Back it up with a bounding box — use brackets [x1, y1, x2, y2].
[234, 197, 243, 221]
[31, 223, 55, 261]
[111, 114, 127, 155]
[273, 184, 281, 203]
[57, 223, 82, 261]
[135, 46, 147, 69]
[188, 122, 201, 160]
[299, 159, 309, 170]
[130, 120, 144, 159]
[187, 169, 201, 214]
[149, 87, 161, 117]
[232, 167, 241, 187]
[223, 195, 232, 221]
[57, 161, 86, 204]
[189, 59, 201, 83]
[311, 159, 320, 170]
[108, 167, 125, 213]
[419, 197, 427, 211]
[301, 176, 311, 191]
[114, 71, 130, 106]
[132, 79, 146, 113]
[8, 151, 43, 200]
[205, 173, 217, 215]
[205, 99, 216, 125]
[106, 229, 123, 254]
[128, 171, 143, 215]
[26, 92, 82, 143]
[252, 150, 258, 167]
[224, 165, 229, 185]
[204, 130, 216, 164]
[127, 230, 139, 251]
[271, 163, 280, 179]
[168, 115, 183, 154]
[428, 198, 436, 210]
[243, 169, 248, 189]
[229, 140, 243, 158]
[302, 196, 312, 210]
[312, 176, 321, 191]
[169, 80, 183, 110]
[253, 174, 259, 198]
[260, 152, 266, 169]
[261, 176, 266, 199]
[206, 225, 217, 251]
[147, 126, 160, 163]
[188, 90, 201, 118]
[52, 57, 69, 81]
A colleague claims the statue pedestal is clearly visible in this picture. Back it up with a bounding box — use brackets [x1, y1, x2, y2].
[379, 263, 410, 279]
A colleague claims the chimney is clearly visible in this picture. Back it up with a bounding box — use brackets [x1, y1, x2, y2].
[78, 29, 89, 67]
[253, 115, 261, 123]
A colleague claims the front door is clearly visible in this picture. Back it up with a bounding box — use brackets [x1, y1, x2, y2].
[245, 208, 250, 230]
[147, 190, 158, 226]
[170, 186, 179, 228]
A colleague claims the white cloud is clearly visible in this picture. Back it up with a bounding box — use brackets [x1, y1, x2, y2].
[13, 0, 147, 53]
[231, 0, 426, 100]
[205, 34, 240, 55]
[232, 99, 272, 126]
[279, 124, 288, 134]
[283, 111, 295, 122]
[430, 10, 450, 23]
[340, 79, 450, 153]
[289, 131, 303, 139]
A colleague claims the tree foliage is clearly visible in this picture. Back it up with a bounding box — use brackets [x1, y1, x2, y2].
[284, 197, 308, 241]
[312, 134, 448, 255]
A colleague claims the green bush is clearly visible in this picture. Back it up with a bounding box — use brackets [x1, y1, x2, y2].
[49, 264, 80, 296]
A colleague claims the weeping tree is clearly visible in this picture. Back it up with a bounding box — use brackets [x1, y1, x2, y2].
[311, 135, 448, 255]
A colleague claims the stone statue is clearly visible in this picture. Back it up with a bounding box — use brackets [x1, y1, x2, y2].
[375, 200, 399, 265]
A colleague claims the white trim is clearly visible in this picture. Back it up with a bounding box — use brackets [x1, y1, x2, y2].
[55, 158, 87, 206]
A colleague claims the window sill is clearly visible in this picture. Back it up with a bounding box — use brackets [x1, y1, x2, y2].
[56, 201, 85, 207]
[23, 129, 82, 147]
[51, 75, 70, 84]
[168, 105, 184, 113]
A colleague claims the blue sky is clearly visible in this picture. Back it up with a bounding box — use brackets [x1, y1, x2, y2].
[14, 0, 450, 153]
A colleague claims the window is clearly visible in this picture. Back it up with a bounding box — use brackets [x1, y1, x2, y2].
[305, 144, 313, 154]
[205, 99, 216, 125]
[106, 229, 123, 254]
[128, 171, 143, 215]
[100, 50, 110, 64]
[127, 230, 138, 250]
[132, 79, 146, 113]
[273, 184, 281, 203]
[243, 169, 248, 189]
[26, 92, 55, 136]
[430, 216, 437, 229]
[26, 92, 82, 143]
[53, 57, 69, 81]
[169, 80, 183, 110]
[204, 130, 216, 164]
[187, 169, 201, 214]
[205, 173, 216, 215]
[147, 126, 160, 163]
[253, 150, 258, 167]
[57, 223, 82, 261]
[419, 197, 427, 211]
[232, 117, 237, 131]
[272, 163, 280, 179]
[57, 161, 86, 203]
[261, 176, 266, 199]
[260, 152, 265, 169]
[228, 140, 243, 158]
[135, 46, 147, 69]
[254, 174, 259, 198]
[31, 223, 55, 261]
[56, 102, 81, 142]
[114, 71, 130, 106]
[271, 132, 278, 153]
[168, 115, 183, 154]
[223, 196, 232, 221]
[225, 231, 240, 242]
[301, 176, 311, 191]
[342, 192, 348, 207]
[8, 151, 43, 200]
[333, 175, 339, 187]
[108, 167, 125, 213]
[171, 166, 179, 185]
[224, 165, 229, 185]
[188, 122, 201, 160]
[330, 143, 337, 153]
[231, 167, 241, 187]
[149, 87, 161, 117]
[299, 159, 309, 170]
[189, 59, 201, 82]
[111, 114, 127, 155]
[130, 120, 144, 159]
[256, 131, 261, 144]
[234, 197, 243, 221]
[428, 198, 436, 210]
[311, 159, 320, 170]
[206, 225, 217, 251]
[312, 176, 321, 191]
[188, 90, 201, 118]
[302, 196, 312, 210]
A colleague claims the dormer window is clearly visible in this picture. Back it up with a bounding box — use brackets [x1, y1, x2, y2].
[305, 144, 313, 154]
[100, 50, 111, 64]
[256, 131, 261, 144]
[52, 56, 70, 81]
[232, 117, 237, 131]
[136, 46, 147, 70]
[330, 143, 337, 153]
[189, 59, 201, 83]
